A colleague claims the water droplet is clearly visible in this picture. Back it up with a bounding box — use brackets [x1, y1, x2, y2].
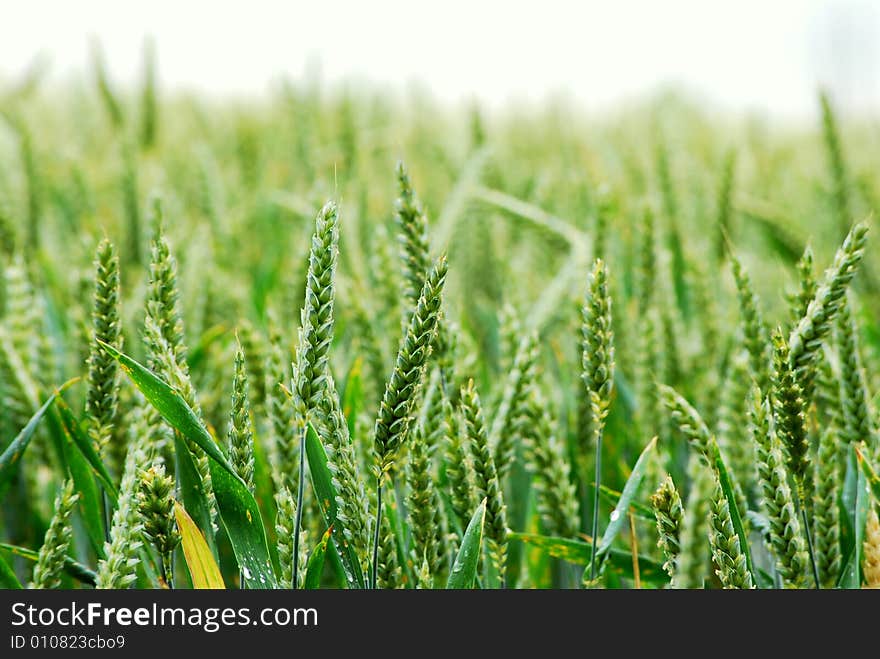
[242, 567, 252, 580]
[609, 510, 620, 522]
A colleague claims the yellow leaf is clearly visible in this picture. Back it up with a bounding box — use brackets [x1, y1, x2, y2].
[174, 502, 225, 589]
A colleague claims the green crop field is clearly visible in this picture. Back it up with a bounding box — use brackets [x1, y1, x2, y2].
[0, 52, 878, 590]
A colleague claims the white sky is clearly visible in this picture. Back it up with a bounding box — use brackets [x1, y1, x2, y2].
[1, 0, 878, 118]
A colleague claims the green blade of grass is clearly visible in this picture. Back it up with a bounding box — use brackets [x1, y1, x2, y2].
[837, 549, 857, 589]
[0, 384, 71, 493]
[60, 427, 106, 557]
[101, 341, 276, 589]
[174, 432, 217, 554]
[446, 498, 486, 589]
[55, 396, 117, 498]
[754, 568, 775, 589]
[209, 457, 276, 588]
[304, 423, 366, 589]
[586, 436, 657, 578]
[324, 539, 348, 589]
[304, 526, 333, 589]
[599, 485, 654, 520]
[98, 341, 236, 476]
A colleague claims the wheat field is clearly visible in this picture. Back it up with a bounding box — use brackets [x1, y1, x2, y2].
[1, 55, 879, 590]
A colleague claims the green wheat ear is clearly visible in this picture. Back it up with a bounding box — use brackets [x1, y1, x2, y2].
[491, 330, 539, 481]
[266, 317, 297, 490]
[651, 476, 683, 584]
[96, 416, 150, 590]
[227, 339, 254, 492]
[770, 330, 810, 485]
[708, 470, 754, 589]
[236, 319, 268, 416]
[787, 221, 868, 401]
[375, 511, 404, 590]
[137, 463, 180, 586]
[405, 425, 444, 579]
[292, 200, 339, 426]
[320, 374, 371, 572]
[731, 255, 771, 393]
[274, 487, 308, 589]
[581, 258, 615, 441]
[85, 238, 122, 461]
[674, 464, 712, 589]
[749, 388, 808, 587]
[288, 199, 339, 591]
[659, 384, 715, 462]
[394, 161, 431, 311]
[146, 202, 188, 372]
[836, 295, 875, 446]
[460, 379, 508, 586]
[31, 479, 79, 589]
[582, 258, 615, 582]
[523, 388, 580, 539]
[373, 255, 447, 474]
[788, 246, 816, 331]
[813, 425, 841, 587]
[443, 395, 477, 530]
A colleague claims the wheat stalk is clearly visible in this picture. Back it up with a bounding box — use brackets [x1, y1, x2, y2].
[31, 480, 79, 589]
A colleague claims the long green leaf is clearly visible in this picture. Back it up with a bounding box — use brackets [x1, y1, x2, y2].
[510, 533, 666, 585]
[0, 389, 62, 492]
[174, 432, 216, 554]
[98, 341, 237, 476]
[60, 429, 105, 557]
[325, 540, 348, 589]
[599, 485, 654, 520]
[447, 498, 486, 589]
[101, 342, 275, 589]
[838, 549, 856, 589]
[589, 436, 657, 575]
[209, 459, 276, 588]
[55, 396, 117, 498]
[0, 552, 22, 589]
[304, 526, 333, 589]
[0, 543, 97, 586]
[304, 423, 366, 589]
